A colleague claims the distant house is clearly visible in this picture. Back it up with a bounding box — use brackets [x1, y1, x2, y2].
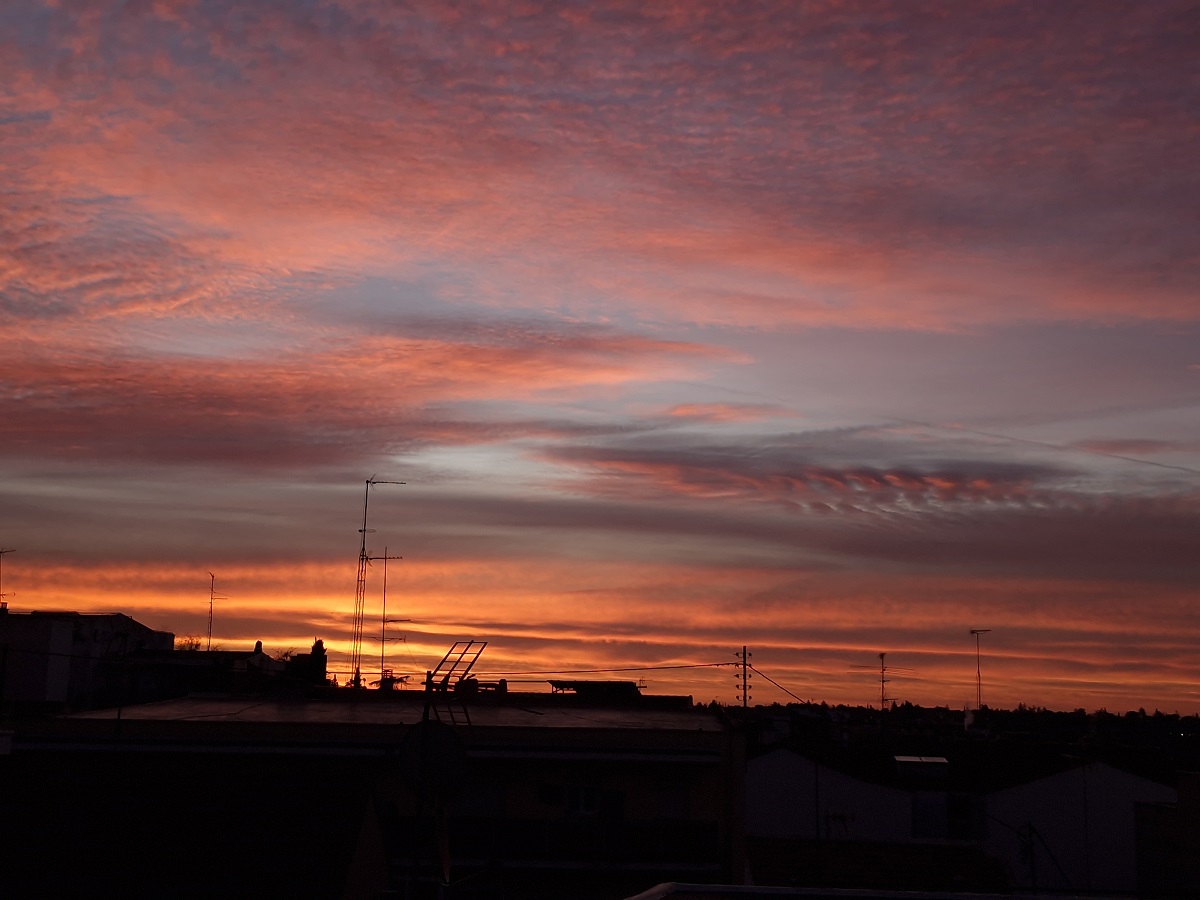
[134, 638, 288, 696]
[0, 608, 328, 714]
[0, 609, 174, 713]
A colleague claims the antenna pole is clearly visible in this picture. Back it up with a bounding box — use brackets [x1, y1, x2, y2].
[351, 478, 404, 688]
[207, 573, 227, 652]
[0, 548, 14, 610]
[208, 572, 215, 651]
[381, 548, 387, 681]
[375, 547, 404, 682]
[970, 629, 991, 709]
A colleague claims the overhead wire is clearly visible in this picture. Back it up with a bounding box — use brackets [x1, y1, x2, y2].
[476, 662, 740, 677]
[749, 664, 810, 704]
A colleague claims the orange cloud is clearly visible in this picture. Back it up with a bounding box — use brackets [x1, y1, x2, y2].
[9, 556, 1197, 711]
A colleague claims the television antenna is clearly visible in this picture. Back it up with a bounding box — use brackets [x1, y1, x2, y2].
[350, 477, 404, 688]
[0, 548, 14, 609]
[970, 629, 992, 708]
[207, 572, 228, 651]
[851, 652, 916, 707]
[0, 547, 14, 609]
[377, 546, 410, 685]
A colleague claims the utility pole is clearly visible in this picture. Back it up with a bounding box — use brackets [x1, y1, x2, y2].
[0, 548, 14, 610]
[207, 573, 227, 652]
[352, 478, 404, 688]
[970, 628, 991, 709]
[735, 646, 752, 708]
[879, 652, 891, 708]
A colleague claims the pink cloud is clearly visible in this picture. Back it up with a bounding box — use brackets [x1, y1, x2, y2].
[0, 327, 729, 466]
[664, 403, 795, 423]
[5, 0, 1196, 337]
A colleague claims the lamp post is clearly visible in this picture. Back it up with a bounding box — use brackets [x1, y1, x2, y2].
[970, 628, 991, 709]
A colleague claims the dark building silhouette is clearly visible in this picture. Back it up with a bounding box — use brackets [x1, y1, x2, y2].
[1, 683, 743, 899]
[0, 608, 331, 717]
[0, 609, 174, 714]
[1137, 771, 1200, 896]
[4, 615, 1196, 898]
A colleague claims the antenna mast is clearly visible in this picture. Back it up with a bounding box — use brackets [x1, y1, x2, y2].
[351, 477, 404, 688]
[852, 652, 914, 707]
[970, 628, 992, 708]
[375, 546, 406, 685]
[0, 548, 14, 610]
[207, 572, 227, 652]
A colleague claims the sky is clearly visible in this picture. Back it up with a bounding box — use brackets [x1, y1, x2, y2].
[2, 0, 1199, 712]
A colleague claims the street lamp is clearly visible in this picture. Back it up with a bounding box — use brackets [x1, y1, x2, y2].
[970, 629, 991, 709]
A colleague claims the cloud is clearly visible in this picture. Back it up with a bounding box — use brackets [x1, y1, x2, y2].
[664, 403, 796, 423]
[3, 0, 1199, 713]
[540, 434, 1064, 505]
[10, 555, 1198, 711]
[528, 433, 1200, 583]
[1071, 438, 1200, 457]
[4, 0, 1197, 339]
[0, 323, 729, 467]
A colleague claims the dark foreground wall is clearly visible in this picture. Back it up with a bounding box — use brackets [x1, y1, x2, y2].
[0, 748, 369, 898]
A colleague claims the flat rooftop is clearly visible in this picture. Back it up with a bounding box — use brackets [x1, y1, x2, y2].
[70, 692, 725, 732]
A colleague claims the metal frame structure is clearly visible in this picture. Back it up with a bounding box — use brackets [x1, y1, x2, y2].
[351, 477, 404, 687]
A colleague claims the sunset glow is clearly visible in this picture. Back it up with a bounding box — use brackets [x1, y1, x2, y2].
[2, 1, 1198, 712]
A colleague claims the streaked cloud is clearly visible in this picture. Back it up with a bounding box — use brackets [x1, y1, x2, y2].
[1, 0, 1198, 711]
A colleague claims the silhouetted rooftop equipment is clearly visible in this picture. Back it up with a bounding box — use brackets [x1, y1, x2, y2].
[970, 628, 992, 709]
[376, 547, 410, 688]
[350, 477, 404, 688]
[422, 640, 490, 725]
[206, 572, 227, 652]
[0, 547, 15, 611]
[427, 640, 488, 691]
[851, 651, 916, 707]
[548, 679, 642, 701]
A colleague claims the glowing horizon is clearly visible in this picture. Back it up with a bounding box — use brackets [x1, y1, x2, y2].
[2, 1, 1198, 713]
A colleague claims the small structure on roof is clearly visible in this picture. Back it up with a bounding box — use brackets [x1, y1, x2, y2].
[549, 679, 643, 702]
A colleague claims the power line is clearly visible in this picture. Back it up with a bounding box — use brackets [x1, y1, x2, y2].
[476, 662, 739, 677]
[749, 664, 809, 705]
